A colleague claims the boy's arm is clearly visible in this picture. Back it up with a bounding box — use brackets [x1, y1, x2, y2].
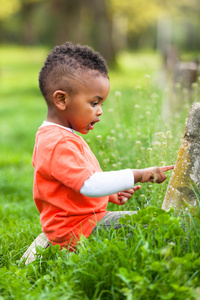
[80, 169, 134, 198]
[80, 166, 174, 198]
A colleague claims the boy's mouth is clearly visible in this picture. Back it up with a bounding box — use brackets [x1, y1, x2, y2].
[89, 119, 100, 130]
[89, 122, 95, 130]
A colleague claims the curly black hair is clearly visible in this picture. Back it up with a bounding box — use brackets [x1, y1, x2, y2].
[39, 42, 108, 103]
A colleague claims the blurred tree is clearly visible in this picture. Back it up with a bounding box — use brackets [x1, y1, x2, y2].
[0, 0, 200, 63]
[0, 0, 20, 41]
[20, 0, 41, 44]
[107, 0, 200, 50]
[48, 0, 115, 64]
[86, 0, 115, 65]
[0, 0, 116, 64]
[108, 0, 200, 33]
[0, 0, 20, 19]
[0, 0, 42, 43]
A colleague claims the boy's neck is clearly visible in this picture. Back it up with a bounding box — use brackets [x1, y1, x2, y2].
[46, 111, 71, 129]
[42, 121, 75, 133]
[46, 110, 72, 131]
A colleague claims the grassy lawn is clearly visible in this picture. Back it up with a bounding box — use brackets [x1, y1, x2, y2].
[0, 45, 200, 299]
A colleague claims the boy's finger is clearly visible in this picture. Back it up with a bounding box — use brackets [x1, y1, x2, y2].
[119, 192, 130, 198]
[160, 165, 175, 172]
[133, 185, 141, 191]
[121, 197, 128, 204]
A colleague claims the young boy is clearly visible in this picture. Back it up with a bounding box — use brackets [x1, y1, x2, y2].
[22, 42, 174, 263]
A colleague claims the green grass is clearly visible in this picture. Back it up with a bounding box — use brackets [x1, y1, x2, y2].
[0, 45, 200, 299]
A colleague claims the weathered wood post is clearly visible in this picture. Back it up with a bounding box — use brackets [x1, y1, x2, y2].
[162, 102, 200, 211]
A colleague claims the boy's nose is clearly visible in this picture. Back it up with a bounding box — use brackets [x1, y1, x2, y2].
[97, 106, 103, 116]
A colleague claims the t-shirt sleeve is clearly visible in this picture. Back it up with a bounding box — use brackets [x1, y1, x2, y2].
[50, 138, 97, 192]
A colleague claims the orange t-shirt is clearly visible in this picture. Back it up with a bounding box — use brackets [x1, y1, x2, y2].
[33, 125, 108, 249]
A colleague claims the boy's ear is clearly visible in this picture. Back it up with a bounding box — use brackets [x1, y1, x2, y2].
[53, 90, 69, 110]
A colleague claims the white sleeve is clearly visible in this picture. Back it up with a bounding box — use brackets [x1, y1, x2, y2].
[80, 169, 134, 197]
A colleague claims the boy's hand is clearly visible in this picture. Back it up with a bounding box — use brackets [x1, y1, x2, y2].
[109, 185, 141, 205]
[133, 165, 174, 184]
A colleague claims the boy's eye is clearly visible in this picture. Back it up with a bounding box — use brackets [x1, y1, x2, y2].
[92, 102, 98, 107]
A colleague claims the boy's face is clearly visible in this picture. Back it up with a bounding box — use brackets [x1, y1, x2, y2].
[61, 73, 110, 134]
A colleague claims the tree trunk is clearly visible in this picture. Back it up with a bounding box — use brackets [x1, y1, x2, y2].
[20, 2, 37, 45]
[49, 0, 116, 66]
[90, 0, 116, 65]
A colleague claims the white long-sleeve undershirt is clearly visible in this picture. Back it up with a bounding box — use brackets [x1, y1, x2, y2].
[80, 169, 134, 197]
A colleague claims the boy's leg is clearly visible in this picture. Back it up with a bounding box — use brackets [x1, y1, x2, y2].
[92, 211, 137, 233]
[21, 211, 136, 264]
[21, 232, 50, 265]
